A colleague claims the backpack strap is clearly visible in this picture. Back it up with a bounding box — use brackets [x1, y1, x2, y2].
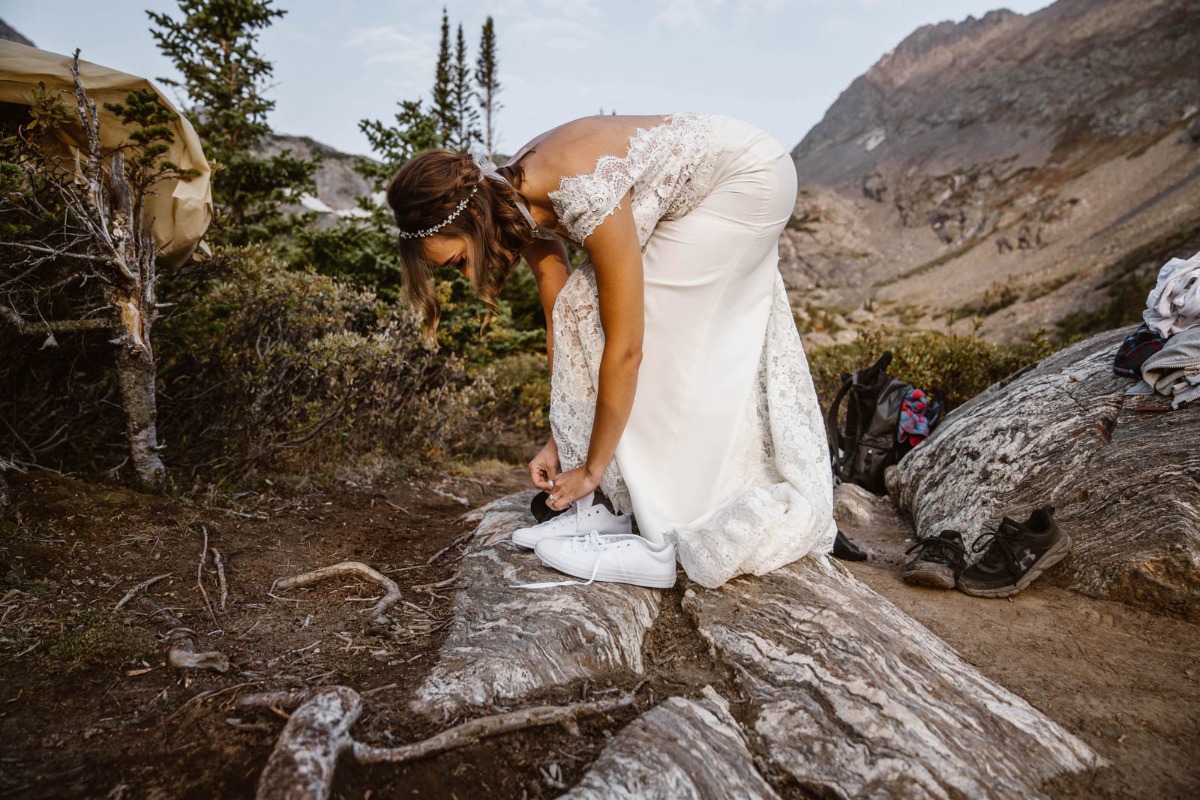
[859, 351, 893, 386]
[825, 375, 854, 464]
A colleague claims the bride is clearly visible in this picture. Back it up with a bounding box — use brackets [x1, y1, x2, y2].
[386, 113, 858, 590]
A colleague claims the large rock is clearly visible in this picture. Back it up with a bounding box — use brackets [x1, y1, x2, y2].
[412, 494, 661, 717]
[890, 326, 1200, 620]
[683, 557, 1101, 799]
[561, 687, 780, 800]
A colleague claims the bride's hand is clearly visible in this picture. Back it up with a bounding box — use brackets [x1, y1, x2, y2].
[546, 466, 600, 511]
[528, 436, 560, 491]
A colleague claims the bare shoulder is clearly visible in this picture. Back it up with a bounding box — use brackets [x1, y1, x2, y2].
[509, 114, 668, 201]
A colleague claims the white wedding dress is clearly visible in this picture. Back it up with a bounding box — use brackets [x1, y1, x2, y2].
[538, 113, 835, 588]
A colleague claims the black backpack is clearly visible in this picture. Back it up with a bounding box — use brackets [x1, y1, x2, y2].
[825, 352, 930, 495]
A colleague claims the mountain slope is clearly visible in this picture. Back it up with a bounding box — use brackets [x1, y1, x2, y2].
[785, 0, 1200, 343]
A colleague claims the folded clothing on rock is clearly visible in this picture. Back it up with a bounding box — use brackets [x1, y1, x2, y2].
[1144, 250, 1200, 338]
[1128, 327, 1200, 409]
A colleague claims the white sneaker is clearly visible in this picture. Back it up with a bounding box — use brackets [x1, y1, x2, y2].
[528, 531, 677, 589]
[511, 492, 631, 549]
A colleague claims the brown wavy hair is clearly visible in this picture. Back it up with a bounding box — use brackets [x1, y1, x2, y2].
[386, 150, 534, 342]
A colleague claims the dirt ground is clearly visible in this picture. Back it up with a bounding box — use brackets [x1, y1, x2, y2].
[1, 465, 1197, 799]
[839, 498, 1200, 800]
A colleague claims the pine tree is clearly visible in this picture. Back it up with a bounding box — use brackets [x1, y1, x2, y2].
[356, 100, 440, 190]
[474, 16, 501, 157]
[431, 7, 457, 148]
[148, 0, 317, 245]
[451, 23, 482, 151]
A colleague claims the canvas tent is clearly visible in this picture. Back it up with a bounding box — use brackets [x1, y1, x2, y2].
[0, 40, 211, 267]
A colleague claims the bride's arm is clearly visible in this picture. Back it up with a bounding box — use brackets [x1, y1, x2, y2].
[545, 192, 643, 510]
[522, 236, 571, 368]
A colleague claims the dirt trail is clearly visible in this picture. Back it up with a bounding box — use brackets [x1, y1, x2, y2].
[840, 496, 1200, 799]
[1, 466, 1197, 798]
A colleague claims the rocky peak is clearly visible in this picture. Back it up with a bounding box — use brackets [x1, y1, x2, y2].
[869, 8, 1020, 90]
[793, 0, 1198, 183]
[783, 0, 1200, 345]
[256, 134, 381, 218]
[0, 19, 35, 47]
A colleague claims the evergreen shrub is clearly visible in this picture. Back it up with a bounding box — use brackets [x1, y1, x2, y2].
[157, 247, 497, 487]
[807, 328, 1057, 413]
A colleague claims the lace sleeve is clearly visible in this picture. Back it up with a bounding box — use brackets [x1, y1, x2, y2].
[548, 161, 635, 245]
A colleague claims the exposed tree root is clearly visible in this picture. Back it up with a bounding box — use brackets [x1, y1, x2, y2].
[352, 694, 634, 764]
[235, 689, 314, 711]
[140, 597, 230, 673]
[211, 546, 229, 612]
[113, 573, 171, 611]
[256, 687, 360, 800]
[255, 687, 635, 800]
[270, 561, 402, 618]
[196, 526, 216, 622]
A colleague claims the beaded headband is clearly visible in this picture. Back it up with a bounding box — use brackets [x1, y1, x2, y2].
[397, 185, 479, 240]
[397, 147, 541, 241]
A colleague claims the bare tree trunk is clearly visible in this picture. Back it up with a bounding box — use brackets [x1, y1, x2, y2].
[107, 161, 164, 493]
[113, 343, 165, 491]
[80, 68, 165, 493]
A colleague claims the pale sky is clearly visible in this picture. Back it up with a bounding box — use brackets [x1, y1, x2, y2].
[2, 0, 1051, 157]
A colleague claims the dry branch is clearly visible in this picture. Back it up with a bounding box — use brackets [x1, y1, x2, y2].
[167, 682, 262, 722]
[425, 530, 474, 565]
[0, 306, 110, 335]
[270, 562, 401, 618]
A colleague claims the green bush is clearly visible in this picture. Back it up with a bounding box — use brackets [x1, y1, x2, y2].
[289, 220, 404, 300]
[290, 218, 547, 367]
[477, 352, 550, 461]
[157, 247, 496, 487]
[807, 328, 1057, 412]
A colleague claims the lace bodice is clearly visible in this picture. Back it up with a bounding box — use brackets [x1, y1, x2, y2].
[548, 113, 719, 247]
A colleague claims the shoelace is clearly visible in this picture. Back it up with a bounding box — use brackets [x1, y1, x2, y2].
[513, 530, 608, 590]
[970, 519, 1026, 573]
[904, 532, 965, 564]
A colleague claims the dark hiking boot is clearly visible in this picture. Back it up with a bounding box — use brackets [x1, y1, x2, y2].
[956, 506, 1072, 599]
[831, 530, 868, 561]
[902, 529, 966, 589]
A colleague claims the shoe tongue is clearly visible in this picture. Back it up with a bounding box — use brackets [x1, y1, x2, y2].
[575, 491, 594, 511]
[997, 517, 1025, 537]
[938, 529, 962, 542]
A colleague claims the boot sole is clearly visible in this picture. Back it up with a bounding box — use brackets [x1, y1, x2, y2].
[902, 563, 957, 590]
[537, 551, 677, 589]
[957, 532, 1073, 599]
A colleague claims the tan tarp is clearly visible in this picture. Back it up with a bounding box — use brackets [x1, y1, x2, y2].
[0, 41, 212, 268]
